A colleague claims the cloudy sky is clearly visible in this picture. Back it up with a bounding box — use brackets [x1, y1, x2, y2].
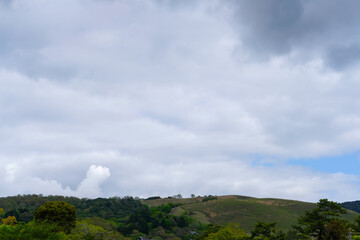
[1, 0, 360, 202]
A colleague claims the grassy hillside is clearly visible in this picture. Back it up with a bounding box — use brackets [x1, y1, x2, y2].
[143, 195, 358, 232]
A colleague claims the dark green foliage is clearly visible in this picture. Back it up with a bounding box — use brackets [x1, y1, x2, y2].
[118, 202, 196, 236]
[120, 204, 167, 234]
[317, 199, 347, 216]
[77, 197, 142, 219]
[325, 219, 348, 240]
[250, 221, 286, 240]
[354, 215, 360, 233]
[34, 201, 76, 233]
[0, 195, 142, 222]
[351, 214, 360, 239]
[126, 205, 152, 234]
[196, 224, 224, 240]
[3, 208, 32, 223]
[342, 200, 360, 213]
[293, 199, 348, 240]
[0, 194, 201, 238]
[285, 230, 298, 240]
[3, 210, 19, 220]
[151, 202, 177, 213]
[201, 196, 217, 202]
[174, 212, 192, 228]
[146, 196, 161, 200]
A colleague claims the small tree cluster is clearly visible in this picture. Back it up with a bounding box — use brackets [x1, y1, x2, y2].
[34, 201, 76, 233]
[293, 199, 349, 240]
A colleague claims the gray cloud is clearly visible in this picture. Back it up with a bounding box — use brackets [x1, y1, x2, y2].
[0, 0, 12, 7]
[155, 0, 198, 9]
[230, 0, 304, 56]
[325, 44, 360, 70]
[228, 0, 360, 70]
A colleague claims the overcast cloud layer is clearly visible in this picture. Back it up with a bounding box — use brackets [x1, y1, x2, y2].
[1, 0, 360, 202]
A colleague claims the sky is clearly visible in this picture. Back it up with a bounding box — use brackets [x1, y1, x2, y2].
[1, 0, 360, 202]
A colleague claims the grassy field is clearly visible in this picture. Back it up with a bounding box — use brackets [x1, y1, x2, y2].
[143, 195, 358, 232]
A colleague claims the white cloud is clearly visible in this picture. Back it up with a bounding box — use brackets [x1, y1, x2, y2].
[76, 165, 111, 198]
[102, 153, 360, 202]
[0, 164, 110, 198]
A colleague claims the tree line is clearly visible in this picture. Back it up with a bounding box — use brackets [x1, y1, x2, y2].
[1, 196, 360, 239]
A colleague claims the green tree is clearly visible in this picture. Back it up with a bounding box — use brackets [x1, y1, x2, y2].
[250, 221, 286, 240]
[325, 219, 348, 240]
[204, 223, 248, 240]
[34, 201, 76, 233]
[65, 220, 124, 240]
[0, 221, 65, 240]
[353, 215, 360, 234]
[197, 225, 224, 240]
[293, 199, 348, 240]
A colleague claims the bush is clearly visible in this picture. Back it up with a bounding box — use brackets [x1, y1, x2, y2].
[146, 196, 161, 200]
[202, 196, 217, 202]
[0, 222, 65, 240]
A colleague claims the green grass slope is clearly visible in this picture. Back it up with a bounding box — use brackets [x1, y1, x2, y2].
[143, 195, 358, 232]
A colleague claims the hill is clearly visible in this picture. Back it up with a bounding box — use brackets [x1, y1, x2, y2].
[342, 200, 360, 213]
[144, 195, 358, 232]
[0, 194, 357, 233]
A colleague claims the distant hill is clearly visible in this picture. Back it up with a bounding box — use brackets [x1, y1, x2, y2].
[144, 195, 358, 232]
[342, 200, 360, 213]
